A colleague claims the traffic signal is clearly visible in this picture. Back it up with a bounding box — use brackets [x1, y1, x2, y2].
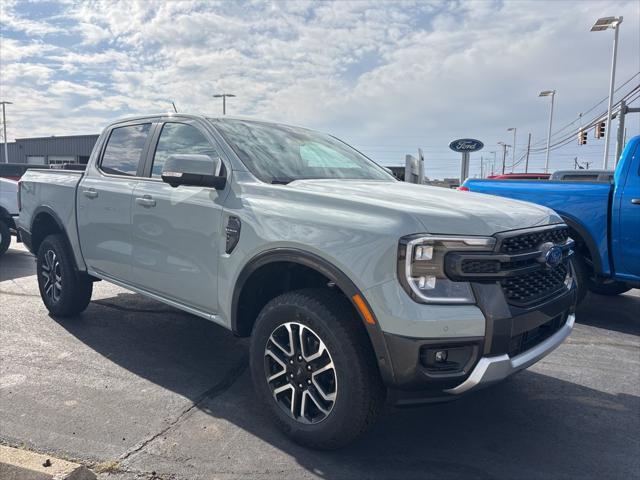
[578, 130, 587, 145]
[595, 122, 605, 138]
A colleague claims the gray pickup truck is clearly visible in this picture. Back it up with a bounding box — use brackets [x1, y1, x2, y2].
[17, 114, 577, 448]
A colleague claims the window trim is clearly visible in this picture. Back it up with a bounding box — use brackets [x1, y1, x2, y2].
[139, 119, 228, 182]
[97, 121, 157, 179]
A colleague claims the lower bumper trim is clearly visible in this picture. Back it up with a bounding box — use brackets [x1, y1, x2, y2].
[444, 313, 575, 395]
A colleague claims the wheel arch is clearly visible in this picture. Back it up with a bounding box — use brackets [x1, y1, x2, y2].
[561, 215, 603, 275]
[29, 206, 82, 272]
[231, 248, 395, 384]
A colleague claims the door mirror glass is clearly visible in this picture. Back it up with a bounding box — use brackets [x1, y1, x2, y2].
[161, 154, 226, 189]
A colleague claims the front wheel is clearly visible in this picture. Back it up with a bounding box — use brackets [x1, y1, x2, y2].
[37, 234, 93, 317]
[250, 289, 384, 449]
[588, 281, 631, 296]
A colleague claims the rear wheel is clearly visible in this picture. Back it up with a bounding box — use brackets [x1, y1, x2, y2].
[0, 219, 10, 257]
[250, 288, 384, 449]
[37, 234, 92, 317]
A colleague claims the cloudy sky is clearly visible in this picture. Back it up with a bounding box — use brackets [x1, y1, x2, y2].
[1, 0, 639, 178]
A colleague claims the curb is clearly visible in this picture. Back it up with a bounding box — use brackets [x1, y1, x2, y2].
[0, 445, 96, 480]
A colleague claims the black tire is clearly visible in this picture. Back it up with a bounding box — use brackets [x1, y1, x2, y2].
[588, 281, 631, 296]
[570, 255, 589, 305]
[250, 288, 384, 449]
[0, 219, 10, 257]
[36, 234, 93, 317]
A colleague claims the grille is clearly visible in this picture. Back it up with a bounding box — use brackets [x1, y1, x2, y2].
[509, 314, 568, 357]
[500, 263, 568, 305]
[500, 228, 569, 254]
[461, 259, 500, 274]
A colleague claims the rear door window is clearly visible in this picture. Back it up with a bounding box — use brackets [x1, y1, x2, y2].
[101, 124, 151, 176]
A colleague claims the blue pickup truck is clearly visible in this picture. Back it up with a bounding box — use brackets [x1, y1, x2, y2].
[462, 135, 640, 302]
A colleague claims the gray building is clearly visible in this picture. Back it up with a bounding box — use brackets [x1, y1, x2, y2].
[1, 134, 99, 165]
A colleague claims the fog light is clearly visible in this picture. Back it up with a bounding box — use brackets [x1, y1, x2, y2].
[435, 350, 448, 362]
[417, 275, 436, 290]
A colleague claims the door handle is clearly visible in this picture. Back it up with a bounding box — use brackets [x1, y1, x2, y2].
[631, 199, 640, 205]
[83, 189, 98, 199]
[135, 195, 156, 208]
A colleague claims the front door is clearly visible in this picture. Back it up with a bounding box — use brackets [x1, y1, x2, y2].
[77, 122, 153, 281]
[617, 140, 640, 277]
[130, 121, 226, 314]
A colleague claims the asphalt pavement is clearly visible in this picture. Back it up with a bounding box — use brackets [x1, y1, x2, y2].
[1, 241, 639, 480]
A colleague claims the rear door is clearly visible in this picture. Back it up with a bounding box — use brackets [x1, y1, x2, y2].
[77, 122, 154, 281]
[130, 119, 227, 314]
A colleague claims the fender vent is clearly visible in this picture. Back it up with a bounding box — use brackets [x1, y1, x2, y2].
[225, 216, 241, 254]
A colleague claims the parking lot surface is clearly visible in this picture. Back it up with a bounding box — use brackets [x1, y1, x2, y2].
[1, 242, 639, 480]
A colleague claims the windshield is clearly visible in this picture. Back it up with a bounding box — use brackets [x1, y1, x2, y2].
[210, 119, 395, 184]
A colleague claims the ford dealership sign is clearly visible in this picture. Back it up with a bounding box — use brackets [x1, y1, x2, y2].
[449, 138, 484, 153]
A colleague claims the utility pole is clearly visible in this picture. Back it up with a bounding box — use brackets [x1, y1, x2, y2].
[213, 93, 236, 115]
[538, 90, 556, 173]
[524, 133, 531, 173]
[0, 101, 11, 163]
[507, 127, 517, 172]
[489, 150, 497, 176]
[498, 142, 509, 175]
[591, 16, 623, 169]
[480, 156, 484, 179]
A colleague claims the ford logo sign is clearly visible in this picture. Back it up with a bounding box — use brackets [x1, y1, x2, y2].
[544, 246, 563, 268]
[449, 138, 484, 153]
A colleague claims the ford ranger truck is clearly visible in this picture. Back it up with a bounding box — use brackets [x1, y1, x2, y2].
[17, 115, 577, 449]
[0, 176, 19, 256]
[462, 135, 640, 303]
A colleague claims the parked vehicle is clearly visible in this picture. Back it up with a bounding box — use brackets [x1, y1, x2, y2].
[462, 135, 640, 303]
[0, 177, 19, 256]
[18, 115, 577, 448]
[549, 169, 614, 183]
[486, 173, 551, 180]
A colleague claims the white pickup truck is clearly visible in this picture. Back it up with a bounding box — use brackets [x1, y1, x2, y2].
[17, 114, 577, 448]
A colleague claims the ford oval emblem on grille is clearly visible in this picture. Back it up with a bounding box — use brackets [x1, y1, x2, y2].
[545, 246, 563, 268]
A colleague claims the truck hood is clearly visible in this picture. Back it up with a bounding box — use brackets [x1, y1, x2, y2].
[287, 180, 562, 236]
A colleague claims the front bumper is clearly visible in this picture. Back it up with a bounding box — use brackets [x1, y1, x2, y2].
[445, 312, 574, 394]
[374, 275, 576, 405]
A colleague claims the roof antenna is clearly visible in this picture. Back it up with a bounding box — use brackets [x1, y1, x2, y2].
[171, 101, 178, 113]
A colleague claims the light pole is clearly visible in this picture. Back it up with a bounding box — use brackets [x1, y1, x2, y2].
[489, 150, 497, 176]
[507, 127, 517, 172]
[0, 101, 12, 164]
[213, 93, 236, 115]
[591, 16, 623, 169]
[497, 142, 510, 175]
[539, 90, 556, 173]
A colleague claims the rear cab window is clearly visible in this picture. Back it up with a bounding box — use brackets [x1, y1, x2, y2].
[100, 123, 152, 176]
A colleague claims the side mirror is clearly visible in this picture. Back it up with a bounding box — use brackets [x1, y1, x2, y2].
[161, 154, 226, 189]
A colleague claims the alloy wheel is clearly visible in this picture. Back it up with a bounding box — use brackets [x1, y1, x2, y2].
[41, 249, 62, 303]
[264, 322, 337, 424]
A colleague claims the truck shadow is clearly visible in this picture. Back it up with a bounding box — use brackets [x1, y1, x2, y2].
[0, 244, 36, 282]
[576, 290, 640, 336]
[52, 291, 640, 479]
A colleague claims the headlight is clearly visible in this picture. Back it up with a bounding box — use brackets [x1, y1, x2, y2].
[398, 235, 495, 304]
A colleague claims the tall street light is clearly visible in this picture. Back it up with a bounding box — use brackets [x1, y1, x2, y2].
[213, 93, 236, 115]
[0, 101, 12, 164]
[539, 90, 556, 173]
[591, 16, 624, 169]
[507, 127, 517, 172]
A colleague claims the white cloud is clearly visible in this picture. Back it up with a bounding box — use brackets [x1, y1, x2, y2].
[0, 0, 638, 177]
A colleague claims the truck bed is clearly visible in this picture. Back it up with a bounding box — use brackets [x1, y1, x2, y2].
[17, 169, 86, 270]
